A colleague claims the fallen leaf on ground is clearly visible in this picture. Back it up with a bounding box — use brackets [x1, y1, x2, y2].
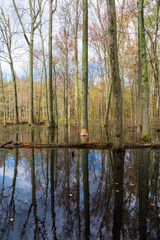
[129, 184, 135, 186]
[115, 190, 119, 192]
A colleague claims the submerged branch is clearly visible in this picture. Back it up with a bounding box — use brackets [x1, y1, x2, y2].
[1, 141, 160, 150]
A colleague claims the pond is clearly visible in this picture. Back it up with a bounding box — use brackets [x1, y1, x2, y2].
[0, 124, 159, 144]
[0, 145, 159, 239]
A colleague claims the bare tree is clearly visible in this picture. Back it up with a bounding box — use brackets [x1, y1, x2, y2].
[12, 0, 41, 124]
[0, 8, 19, 124]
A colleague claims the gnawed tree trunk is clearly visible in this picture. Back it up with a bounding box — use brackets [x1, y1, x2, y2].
[106, 0, 123, 149]
[81, 0, 88, 136]
[138, 0, 150, 138]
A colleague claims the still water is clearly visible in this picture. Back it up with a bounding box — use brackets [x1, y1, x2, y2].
[0, 147, 159, 239]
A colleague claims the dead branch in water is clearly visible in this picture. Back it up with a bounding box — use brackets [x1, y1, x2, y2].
[0, 141, 160, 150]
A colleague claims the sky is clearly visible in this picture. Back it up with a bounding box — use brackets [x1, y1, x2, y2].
[0, 0, 122, 79]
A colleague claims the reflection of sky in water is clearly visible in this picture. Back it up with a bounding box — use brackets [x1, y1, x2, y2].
[0, 154, 31, 190]
[0, 148, 159, 240]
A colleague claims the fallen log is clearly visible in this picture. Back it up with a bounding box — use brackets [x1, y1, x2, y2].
[0, 141, 160, 149]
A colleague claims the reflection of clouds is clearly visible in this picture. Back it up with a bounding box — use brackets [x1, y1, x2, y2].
[0, 161, 31, 190]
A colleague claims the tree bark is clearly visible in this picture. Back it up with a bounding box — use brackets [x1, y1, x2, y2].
[48, 0, 57, 128]
[0, 62, 6, 126]
[138, 0, 150, 137]
[81, 0, 88, 136]
[74, 0, 79, 123]
[106, 0, 124, 148]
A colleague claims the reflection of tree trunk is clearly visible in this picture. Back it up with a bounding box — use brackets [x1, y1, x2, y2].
[9, 148, 18, 219]
[31, 130, 38, 239]
[112, 150, 124, 240]
[50, 132, 57, 239]
[82, 149, 90, 239]
[76, 150, 81, 239]
[139, 150, 149, 240]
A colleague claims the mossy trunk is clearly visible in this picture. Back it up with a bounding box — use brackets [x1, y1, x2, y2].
[138, 0, 150, 137]
[106, 0, 123, 149]
[138, 23, 142, 130]
[81, 0, 88, 135]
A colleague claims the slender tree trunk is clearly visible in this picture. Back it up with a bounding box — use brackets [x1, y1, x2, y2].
[48, 0, 56, 128]
[138, 0, 150, 137]
[0, 62, 6, 126]
[106, 0, 123, 148]
[74, 0, 79, 123]
[9, 57, 19, 124]
[38, 69, 43, 123]
[29, 35, 34, 124]
[137, 23, 142, 132]
[81, 0, 88, 136]
[105, 83, 112, 124]
[53, 62, 58, 127]
[64, 38, 68, 126]
[39, 21, 49, 124]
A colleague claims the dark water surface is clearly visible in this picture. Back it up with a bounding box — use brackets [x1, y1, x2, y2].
[0, 147, 159, 240]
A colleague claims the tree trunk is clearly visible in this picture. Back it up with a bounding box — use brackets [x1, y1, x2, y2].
[0, 62, 6, 126]
[64, 38, 68, 126]
[106, 0, 123, 148]
[138, 0, 150, 137]
[81, 0, 88, 136]
[48, 0, 56, 128]
[137, 23, 142, 132]
[9, 56, 19, 124]
[74, 0, 79, 123]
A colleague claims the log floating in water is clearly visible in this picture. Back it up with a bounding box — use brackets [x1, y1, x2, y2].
[1, 141, 160, 149]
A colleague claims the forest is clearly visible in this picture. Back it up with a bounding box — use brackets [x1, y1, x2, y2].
[0, 1, 160, 239]
[0, 0, 160, 148]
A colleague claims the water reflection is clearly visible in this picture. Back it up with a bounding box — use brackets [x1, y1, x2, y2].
[0, 124, 158, 144]
[0, 148, 159, 239]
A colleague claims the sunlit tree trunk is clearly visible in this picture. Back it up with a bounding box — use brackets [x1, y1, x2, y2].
[81, 0, 88, 136]
[106, 0, 123, 148]
[138, 0, 150, 137]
